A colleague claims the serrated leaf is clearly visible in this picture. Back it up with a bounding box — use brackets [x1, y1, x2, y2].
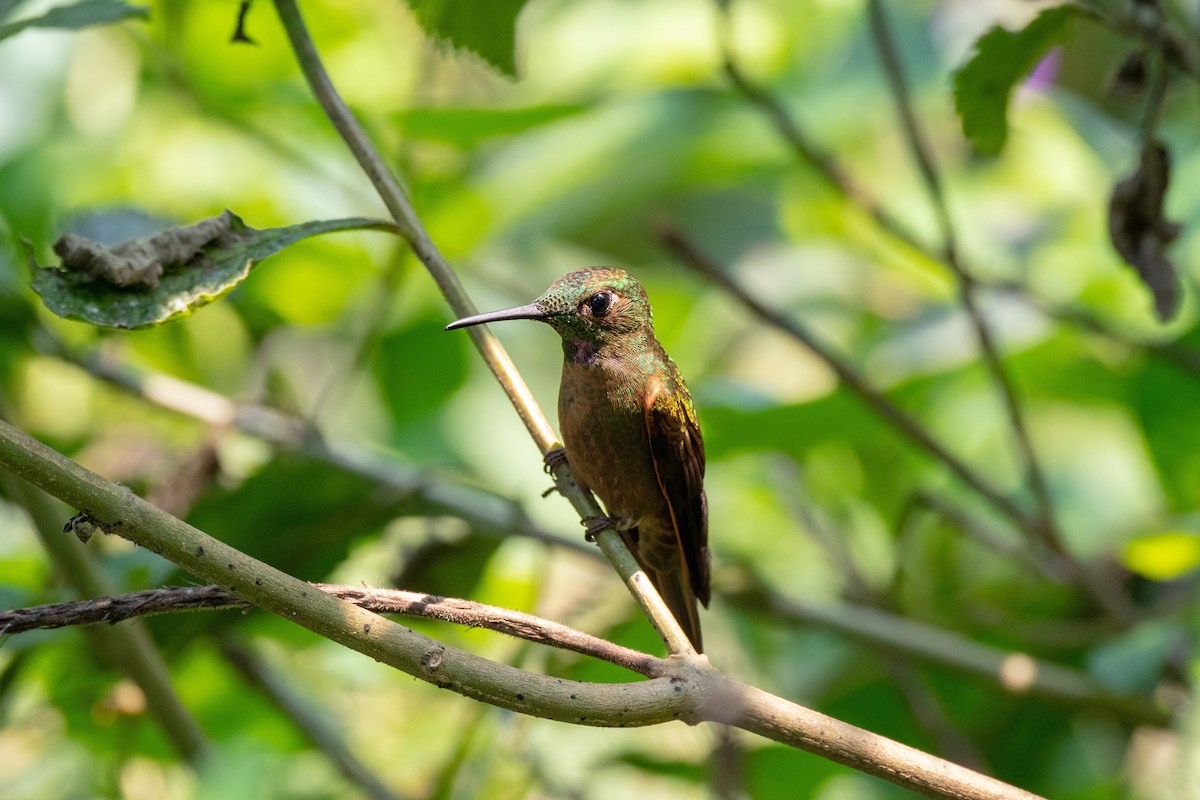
[403, 0, 529, 77]
[953, 5, 1077, 156]
[0, 0, 148, 42]
[27, 212, 398, 329]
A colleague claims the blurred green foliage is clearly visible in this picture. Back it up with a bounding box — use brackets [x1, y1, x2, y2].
[0, 1, 1199, 799]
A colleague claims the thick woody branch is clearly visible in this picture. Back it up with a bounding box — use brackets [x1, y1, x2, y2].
[0, 413, 1043, 798]
[0, 417, 686, 726]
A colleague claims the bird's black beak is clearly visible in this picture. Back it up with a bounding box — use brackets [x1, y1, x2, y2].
[445, 302, 547, 330]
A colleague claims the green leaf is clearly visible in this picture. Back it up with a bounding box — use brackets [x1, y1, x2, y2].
[26, 213, 397, 329]
[0, 0, 148, 42]
[953, 5, 1077, 156]
[403, 0, 529, 77]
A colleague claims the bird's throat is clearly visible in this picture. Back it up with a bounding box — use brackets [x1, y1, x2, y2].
[567, 338, 599, 365]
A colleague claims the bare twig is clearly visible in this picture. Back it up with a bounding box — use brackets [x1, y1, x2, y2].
[728, 584, 1169, 727]
[40, 334, 594, 559]
[0, 583, 668, 678]
[983, 280, 1200, 378]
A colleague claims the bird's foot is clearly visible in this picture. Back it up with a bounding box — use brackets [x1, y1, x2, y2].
[543, 446, 569, 474]
[542, 447, 569, 497]
[582, 515, 616, 542]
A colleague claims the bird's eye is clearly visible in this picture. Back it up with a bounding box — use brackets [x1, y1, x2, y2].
[587, 292, 614, 317]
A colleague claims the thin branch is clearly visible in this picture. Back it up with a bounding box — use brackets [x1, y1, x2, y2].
[0, 417, 1045, 799]
[0, 583, 665, 678]
[727, 584, 1169, 727]
[657, 223, 1037, 534]
[1077, 1, 1200, 81]
[983, 279, 1200, 378]
[719, 62, 932, 260]
[902, 491, 1068, 584]
[888, 655, 988, 772]
[867, 1, 1090, 616]
[41, 334, 594, 559]
[269, 0, 695, 658]
[220, 637, 405, 800]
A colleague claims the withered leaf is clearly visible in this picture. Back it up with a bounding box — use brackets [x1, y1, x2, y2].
[53, 210, 243, 288]
[28, 212, 398, 329]
[1108, 141, 1182, 321]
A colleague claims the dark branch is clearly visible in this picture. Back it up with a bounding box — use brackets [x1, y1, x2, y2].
[0, 583, 668, 678]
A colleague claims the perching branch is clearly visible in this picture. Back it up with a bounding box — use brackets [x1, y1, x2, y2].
[0, 417, 1045, 799]
[268, 0, 695, 658]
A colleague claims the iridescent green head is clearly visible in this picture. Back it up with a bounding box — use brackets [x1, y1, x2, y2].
[446, 267, 654, 347]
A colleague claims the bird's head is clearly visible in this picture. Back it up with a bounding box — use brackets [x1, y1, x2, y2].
[446, 267, 653, 349]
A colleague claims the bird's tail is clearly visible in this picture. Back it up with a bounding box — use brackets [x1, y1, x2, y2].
[649, 567, 704, 653]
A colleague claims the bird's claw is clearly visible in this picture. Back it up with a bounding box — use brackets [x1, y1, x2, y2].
[582, 515, 617, 542]
[543, 446, 568, 474]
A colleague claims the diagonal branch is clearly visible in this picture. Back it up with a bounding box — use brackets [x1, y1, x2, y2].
[269, 0, 695, 658]
[865, 0, 1065, 573]
[657, 223, 1037, 533]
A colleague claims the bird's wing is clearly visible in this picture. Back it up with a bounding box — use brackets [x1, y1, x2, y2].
[644, 377, 710, 606]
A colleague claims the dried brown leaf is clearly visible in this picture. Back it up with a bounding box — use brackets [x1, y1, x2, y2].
[1108, 142, 1182, 321]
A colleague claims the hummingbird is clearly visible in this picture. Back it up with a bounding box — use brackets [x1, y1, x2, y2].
[446, 268, 710, 651]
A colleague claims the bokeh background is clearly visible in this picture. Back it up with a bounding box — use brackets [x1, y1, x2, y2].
[1, 0, 1199, 797]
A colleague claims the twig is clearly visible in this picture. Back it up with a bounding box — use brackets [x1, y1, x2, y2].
[983, 279, 1200, 378]
[717, 9, 933, 262]
[657, 223, 1037, 534]
[42, 334, 595, 558]
[888, 656, 988, 771]
[269, 0, 695, 658]
[727, 584, 1169, 727]
[902, 490, 1068, 584]
[0, 417, 1045, 799]
[0, 583, 667, 678]
[866, 0, 1069, 587]
[1076, 1, 1200, 81]
[220, 637, 405, 800]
